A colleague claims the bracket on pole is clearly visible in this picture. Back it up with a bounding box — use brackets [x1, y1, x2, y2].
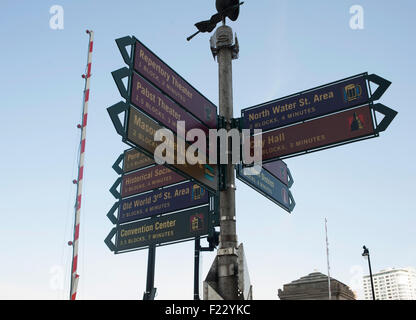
[219, 164, 227, 191]
[210, 29, 239, 61]
[106, 202, 119, 225]
[107, 101, 128, 138]
[217, 115, 226, 129]
[231, 117, 242, 130]
[104, 228, 117, 252]
[109, 177, 122, 199]
[111, 67, 131, 100]
[112, 154, 124, 175]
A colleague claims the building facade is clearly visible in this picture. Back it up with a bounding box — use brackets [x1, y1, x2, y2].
[363, 267, 416, 300]
[278, 272, 356, 300]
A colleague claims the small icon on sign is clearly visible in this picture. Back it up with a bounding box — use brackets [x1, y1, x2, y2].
[281, 188, 289, 205]
[349, 112, 364, 132]
[204, 164, 215, 181]
[343, 84, 362, 102]
[192, 184, 205, 200]
[190, 214, 204, 232]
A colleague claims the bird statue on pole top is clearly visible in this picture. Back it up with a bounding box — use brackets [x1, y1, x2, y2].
[187, 1, 244, 41]
[216, 0, 241, 21]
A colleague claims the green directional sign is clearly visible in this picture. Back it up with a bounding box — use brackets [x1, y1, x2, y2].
[236, 164, 295, 213]
[105, 206, 211, 253]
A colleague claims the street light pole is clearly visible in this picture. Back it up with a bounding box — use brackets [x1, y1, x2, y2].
[362, 245, 375, 300]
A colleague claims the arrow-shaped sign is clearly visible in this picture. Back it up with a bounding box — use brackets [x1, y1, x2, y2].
[107, 101, 128, 137]
[106, 202, 119, 225]
[367, 74, 391, 102]
[111, 67, 130, 100]
[115, 35, 218, 129]
[109, 177, 121, 199]
[112, 66, 210, 137]
[112, 154, 124, 175]
[373, 103, 398, 133]
[236, 164, 295, 213]
[104, 228, 117, 252]
[115, 36, 134, 66]
[262, 160, 294, 188]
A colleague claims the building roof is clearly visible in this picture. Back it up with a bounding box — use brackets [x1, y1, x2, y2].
[278, 271, 356, 300]
[289, 272, 338, 285]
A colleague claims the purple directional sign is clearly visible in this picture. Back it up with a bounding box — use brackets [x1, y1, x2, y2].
[118, 181, 209, 224]
[121, 165, 186, 198]
[133, 38, 217, 129]
[262, 160, 292, 187]
[123, 148, 155, 173]
[131, 72, 209, 136]
[242, 74, 370, 132]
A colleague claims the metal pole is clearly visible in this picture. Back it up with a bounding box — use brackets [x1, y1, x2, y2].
[216, 24, 239, 300]
[367, 253, 376, 300]
[69, 30, 94, 300]
[194, 237, 201, 300]
[143, 245, 157, 300]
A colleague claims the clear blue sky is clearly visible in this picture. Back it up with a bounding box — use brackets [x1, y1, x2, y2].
[0, 0, 415, 300]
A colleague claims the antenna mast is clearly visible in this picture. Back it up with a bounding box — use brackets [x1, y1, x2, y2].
[325, 218, 332, 300]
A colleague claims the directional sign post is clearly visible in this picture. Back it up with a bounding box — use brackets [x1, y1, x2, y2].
[106, 19, 398, 302]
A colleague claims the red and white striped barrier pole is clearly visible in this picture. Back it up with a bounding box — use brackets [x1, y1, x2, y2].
[69, 29, 94, 300]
